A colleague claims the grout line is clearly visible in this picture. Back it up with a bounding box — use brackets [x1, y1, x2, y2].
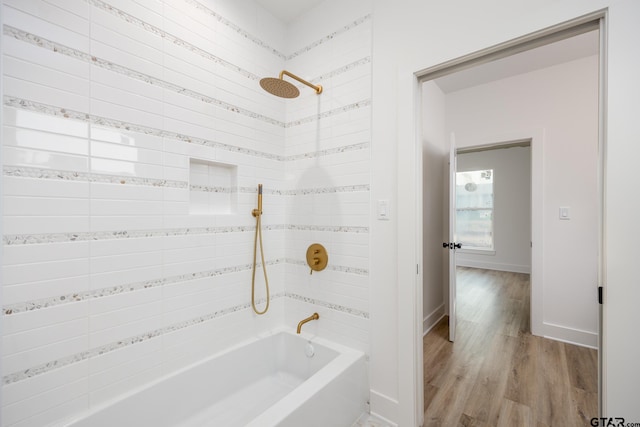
[3, 166, 187, 188]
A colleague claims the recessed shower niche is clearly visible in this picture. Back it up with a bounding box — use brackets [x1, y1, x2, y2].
[189, 158, 237, 215]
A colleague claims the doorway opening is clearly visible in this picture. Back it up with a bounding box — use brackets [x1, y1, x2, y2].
[414, 12, 606, 425]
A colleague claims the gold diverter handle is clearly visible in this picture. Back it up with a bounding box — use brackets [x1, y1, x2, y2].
[306, 243, 328, 275]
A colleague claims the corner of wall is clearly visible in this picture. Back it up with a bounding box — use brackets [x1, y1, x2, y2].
[369, 390, 399, 427]
[0, 3, 4, 413]
[423, 304, 445, 336]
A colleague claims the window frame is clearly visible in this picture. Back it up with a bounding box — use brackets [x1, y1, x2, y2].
[455, 169, 495, 252]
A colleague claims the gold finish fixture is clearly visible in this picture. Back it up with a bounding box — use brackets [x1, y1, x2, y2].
[251, 184, 269, 315]
[306, 243, 328, 275]
[260, 70, 323, 98]
[297, 312, 319, 334]
[252, 183, 263, 218]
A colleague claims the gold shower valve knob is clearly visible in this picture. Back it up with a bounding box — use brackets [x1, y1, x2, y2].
[306, 243, 328, 275]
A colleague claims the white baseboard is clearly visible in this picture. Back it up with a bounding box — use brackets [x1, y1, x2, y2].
[423, 304, 445, 336]
[369, 390, 398, 426]
[456, 259, 531, 274]
[543, 322, 598, 349]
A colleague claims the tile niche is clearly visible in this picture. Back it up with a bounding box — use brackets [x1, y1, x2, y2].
[189, 158, 237, 215]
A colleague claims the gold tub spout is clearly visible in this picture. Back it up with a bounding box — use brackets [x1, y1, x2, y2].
[297, 312, 319, 334]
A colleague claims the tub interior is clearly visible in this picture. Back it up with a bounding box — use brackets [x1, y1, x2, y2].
[178, 333, 340, 426]
[65, 331, 359, 427]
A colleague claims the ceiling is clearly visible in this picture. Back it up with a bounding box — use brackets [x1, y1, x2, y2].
[254, 0, 326, 24]
[433, 30, 599, 93]
[255, 2, 598, 93]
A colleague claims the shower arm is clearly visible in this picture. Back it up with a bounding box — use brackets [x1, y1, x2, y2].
[279, 70, 323, 94]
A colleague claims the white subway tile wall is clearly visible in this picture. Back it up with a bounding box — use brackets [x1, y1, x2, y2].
[1, 0, 371, 424]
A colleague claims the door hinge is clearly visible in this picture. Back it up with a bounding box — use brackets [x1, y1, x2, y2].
[598, 286, 603, 304]
[416, 264, 419, 275]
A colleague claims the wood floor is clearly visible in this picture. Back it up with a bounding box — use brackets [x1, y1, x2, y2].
[423, 267, 598, 427]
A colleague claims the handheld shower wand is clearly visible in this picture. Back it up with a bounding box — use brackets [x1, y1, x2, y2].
[251, 184, 269, 314]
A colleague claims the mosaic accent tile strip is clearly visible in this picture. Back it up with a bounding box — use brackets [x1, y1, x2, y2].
[2, 169, 370, 197]
[3, 166, 188, 189]
[286, 99, 371, 128]
[286, 258, 368, 276]
[286, 225, 369, 233]
[2, 222, 368, 246]
[2, 259, 286, 316]
[183, 0, 287, 60]
[311, 57, 371, 84]
[286, 14, 372, 61]
[183, 1, 371, 62]
[4, 95, 371, 165]
[3, 288, 371, 384]
[286, 184, 369, 195]
[5, 26, 371, 130]
[237, 184, 370, 196]
[3, 225, 266, 246]
[189, 185, 235, 193]
[285, 141, 370, 161]
[3, 291, 287, 385]
[85, 0, 260, 80]
[3, 26, 284, 128]
[238, 186, 286, 195]
[4, 95, 285, 160]
[286, 292, 369, 319]
[2, 255, 367, 317]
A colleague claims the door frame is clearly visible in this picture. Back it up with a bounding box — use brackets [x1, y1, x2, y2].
[452, 132, 542, 337]
[401, 10, 608, 424]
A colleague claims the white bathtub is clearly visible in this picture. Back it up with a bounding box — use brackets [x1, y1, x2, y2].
[64, 329, 368, 427]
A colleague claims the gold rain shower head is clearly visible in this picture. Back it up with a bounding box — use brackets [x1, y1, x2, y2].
[260, 70, 322, 98]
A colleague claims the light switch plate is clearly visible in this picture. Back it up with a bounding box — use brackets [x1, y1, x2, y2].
[377, 199, 390, 220]
[559, 207, 570, 220]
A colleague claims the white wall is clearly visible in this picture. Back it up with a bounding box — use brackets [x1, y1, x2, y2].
[373, 0, 640, 423]
[455, 147, 532, 274]
[421, 82, 446, 334]
[447, 55, 599, 347]
[0, 0, 371, 425]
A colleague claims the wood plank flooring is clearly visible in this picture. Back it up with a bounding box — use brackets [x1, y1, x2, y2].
[423, 267, 598, 427]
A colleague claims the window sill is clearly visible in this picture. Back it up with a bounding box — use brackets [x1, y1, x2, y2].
[457, 248, 496, 256]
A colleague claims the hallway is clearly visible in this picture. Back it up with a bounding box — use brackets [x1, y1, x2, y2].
[423, 267, 598, 426]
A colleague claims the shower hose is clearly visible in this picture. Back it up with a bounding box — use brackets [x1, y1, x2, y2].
[251, 201, 269, 315]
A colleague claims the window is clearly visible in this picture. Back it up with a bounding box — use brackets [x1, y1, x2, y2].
[456, 169, 494, 250]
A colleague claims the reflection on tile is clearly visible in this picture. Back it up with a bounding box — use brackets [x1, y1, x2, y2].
[3, 166, 187, 188]
[4, 96, 284, 159]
